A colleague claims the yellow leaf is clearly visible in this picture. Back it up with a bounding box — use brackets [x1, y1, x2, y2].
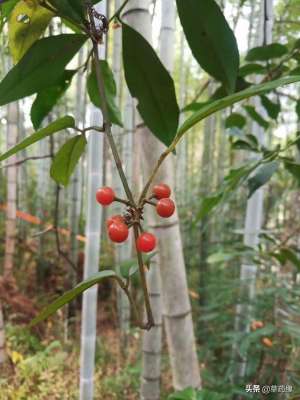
[11, 350, 24, 364]
[8, 0, 53, 63]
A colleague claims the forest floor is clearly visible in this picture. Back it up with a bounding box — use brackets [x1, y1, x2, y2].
[0, 298, 174, 400]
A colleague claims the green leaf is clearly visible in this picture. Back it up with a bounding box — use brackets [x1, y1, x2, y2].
[119, 253, 156, 279]
[31, 70, 76, 130]
[290, 66, 300, 76]
[168, 388, 226, 400]
[0, 33, 86, 106]
[50, 135, 87, 186]
[225, 162, 259, 189]
[119, 259, 138, 279]
[196, 162, 259, 221]
[244, 105, 269, 130]
[239, 63, 266, 77]
[168, 388, 196, 400]
[260, 95, 280, 119]
[284, 159, 300, 185]
[122, 23, 179, 147]
[246, 133, 259, 149]
[8, 0, 53, 63]
[246, 43, 288, 62]
[247, 161, 279, 198]
[30, 270, 117, 326]
[225, 113, 246, 129]
[1, 0, 19, 19]
[197, 193, 223, 220]
[183, 101, 211, 113]
[296, 100, 300, 119]
[231, 139, 259, 152]
[196, 389, 226, 400]
[273, 248, 300, 270]
[0, 116, 75, 162]
[239, 324, 276, 356]
[87, 61, 122, 127]
[174, 75, 300, 148]
[47, 0, 86, 24]
[207, 252, 234, 264]
[176, 0, 239, 93]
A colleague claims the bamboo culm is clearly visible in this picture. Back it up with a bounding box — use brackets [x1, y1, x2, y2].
[79, 3, 106, 399]
[123, 0, 201, 391]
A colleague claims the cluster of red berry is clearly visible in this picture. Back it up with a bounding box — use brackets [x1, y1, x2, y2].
[95, 183, 175, 253]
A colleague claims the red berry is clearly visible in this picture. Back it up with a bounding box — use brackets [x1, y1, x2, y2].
[106, 215, 125, 229]
[136, 232, 156, 253]
[156, 198, 175, 218]
[152, 183, 171, 199]
[96, 187, 115, 206]
[108, 222, 129, 243]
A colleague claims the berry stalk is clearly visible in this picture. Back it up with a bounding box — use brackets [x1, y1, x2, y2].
[87, 4, 154, 330]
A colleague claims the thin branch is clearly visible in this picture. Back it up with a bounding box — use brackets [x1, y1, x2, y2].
[275, 90, 297, 102]
[115, 275, 149, 329]
[138, 150, 170, 206]
[74, 125, 105, 134]
[262, 49, 300, 83]
[109, 0, 130, 22]
[144, 199, 156, 206]
[31, 226, 53, 238]
[87, 3, 154, 330]
[114, 197, 133, 207]
[87, 7, 135, 205]
[54, 186, 78, 272]
[180, 79, 211, 113]
[1, 155, 52, 169]
[133, 224, 154, 330]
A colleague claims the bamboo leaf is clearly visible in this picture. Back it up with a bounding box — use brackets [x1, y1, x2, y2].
[176, 0, 239, 93]
[50, 135, 87, 186]
[0, 116, 75, 162]
[272, 248, 300, 270]
[30, 270, 117, 326]
[174, 75, 300, 147]
[122, 23, 179, 147]
[87, 61, 122, 127]
[0, 33, 86, 106]
[8, 0, 54, 63]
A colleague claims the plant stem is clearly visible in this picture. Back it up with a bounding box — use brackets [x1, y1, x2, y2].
[138, 150, 171, 205]
[88, 21, 135, 205]
[133, 224, 154, 330]
[115, 276, 149, 330]
[114, 197, 132, 207]
[87, 4, 153, 330]
[109, 0, 130, 22]
[144, 199, 156, 206]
